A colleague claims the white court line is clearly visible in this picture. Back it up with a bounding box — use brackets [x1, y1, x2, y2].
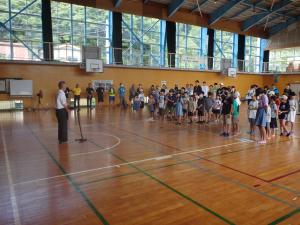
[1, 123, 21, 225]
[70, 132, 121, 156]
[12, 140, 252, 186]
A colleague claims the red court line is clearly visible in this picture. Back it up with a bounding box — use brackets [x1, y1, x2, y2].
[267, 169, 300, 183]
[120, 127, 300, 184]
[197, 155, 269, 183]
[194, 154, 300, 184]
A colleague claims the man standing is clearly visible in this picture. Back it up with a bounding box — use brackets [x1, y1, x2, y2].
[118, 83, 126, 109]
[72, 84, 81, 109]
[96, 84, 105, 107]
[86, 83, 94, 109]
[56, 81, 69, 144]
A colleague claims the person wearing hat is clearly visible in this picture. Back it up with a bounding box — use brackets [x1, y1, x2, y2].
[278, 95, 290, 136]
[255, 88, 268, 144]
[270, 84, 279, 96]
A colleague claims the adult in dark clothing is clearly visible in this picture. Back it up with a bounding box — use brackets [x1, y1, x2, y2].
[283, 84, 292, 96]
[193, 80, 203, 96]
[221, 92, 232, 137]
[129, 84, 136, 104]
[86, 83, 94, 108]
[217, 83, 225, 96]
[56, 81, 69, 144]
[96, 85, 105, 105]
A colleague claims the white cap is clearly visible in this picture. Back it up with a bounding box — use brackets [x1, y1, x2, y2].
[268, 91, 275, 96]
[220, 83, 224, 86]
[282, 95, 288, 100]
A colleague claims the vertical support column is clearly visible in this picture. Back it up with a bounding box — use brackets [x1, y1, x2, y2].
[84, 6, 87, 46]
[160, 20, 166, 67]
[261, 39, 268, 72]
[207, 28, 214, 70]
[200, 27, 207, 69]
[70, 4, 74, 61]
[8, 0, 13, 60]
[112, 12, 123, 64]
[42, 0, 53, 61]
[237, 34, 245, 71]
[109, 11, 113, 64]
[232, 33, 238, 68]
[166, 21, 176, 68]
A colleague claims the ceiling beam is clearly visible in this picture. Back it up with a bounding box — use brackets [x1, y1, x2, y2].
[269, 14, 300, 36]
[190, 0, 210, 13]
[242, 0, 294, 19]
[53, 0, 269, 38]
[114, 0, 122, 8]
[231, 0, 264, 18]
[208, 0, 244, 25]
[168, 0, 186, 17]
[242, 0, 293, 31]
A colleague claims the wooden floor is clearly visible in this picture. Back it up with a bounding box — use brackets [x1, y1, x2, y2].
[1, 105, 300, 225]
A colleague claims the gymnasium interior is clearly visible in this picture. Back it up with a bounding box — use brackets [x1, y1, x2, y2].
[1, 0, 300, 224]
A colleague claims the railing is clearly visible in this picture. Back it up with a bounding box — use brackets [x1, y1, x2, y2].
[1, 41, 300, 74]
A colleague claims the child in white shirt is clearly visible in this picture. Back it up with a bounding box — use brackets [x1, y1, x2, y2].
[287, 93, 297, 135]
[248, 95, 258, 135]
[266, 105, 272, 139]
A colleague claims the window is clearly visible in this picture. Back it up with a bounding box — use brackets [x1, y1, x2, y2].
[51, 2, 110, 62]
[0, 0, 43, 60]
[245, 36, 261, 72]
[214, 30, 234, 70]
[176, 23, 204, 69]
[122, 13, 161, 67]
[270, 47, 300, 72]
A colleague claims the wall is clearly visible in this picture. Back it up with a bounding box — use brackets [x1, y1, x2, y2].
[0, 62, 288, 108]
[264, 74, 300, 93]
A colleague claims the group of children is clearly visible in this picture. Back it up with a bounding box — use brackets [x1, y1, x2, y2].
[247, 84, 297, 144]
[129, 81, 298, 143]
[130, 81, 242, 136]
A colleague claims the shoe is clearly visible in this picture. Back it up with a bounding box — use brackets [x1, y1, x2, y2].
[197, 121, 201, 124]
[225, 133, 230, 137]
[286, 132, 290, 137]
[280, 133, 284, 136]
[258, 140, 267, 144]
[220, 132, 225, 136]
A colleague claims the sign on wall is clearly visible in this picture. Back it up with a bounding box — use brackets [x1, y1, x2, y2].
[92, 80, 113, 91]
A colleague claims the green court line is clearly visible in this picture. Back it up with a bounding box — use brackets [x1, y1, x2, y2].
[268, 208, 300, 225]
[85, 137, 235, 224]
[98, 147, 236, 225]
[27, 126, 110, 225]
[183, 158, 297, 208]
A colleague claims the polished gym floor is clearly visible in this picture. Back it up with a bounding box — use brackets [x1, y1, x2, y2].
[1, 105, 300, 225]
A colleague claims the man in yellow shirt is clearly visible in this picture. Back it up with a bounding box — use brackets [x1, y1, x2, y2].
[73, 83, 81, 109]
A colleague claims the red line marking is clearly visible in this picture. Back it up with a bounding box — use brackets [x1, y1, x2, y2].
[198, 156, 269, 183]
[121, 128, 300, 184]
[267, 169, 300, 182]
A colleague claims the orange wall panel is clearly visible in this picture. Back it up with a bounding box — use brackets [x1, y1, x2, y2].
[0, 62, 288, 108]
